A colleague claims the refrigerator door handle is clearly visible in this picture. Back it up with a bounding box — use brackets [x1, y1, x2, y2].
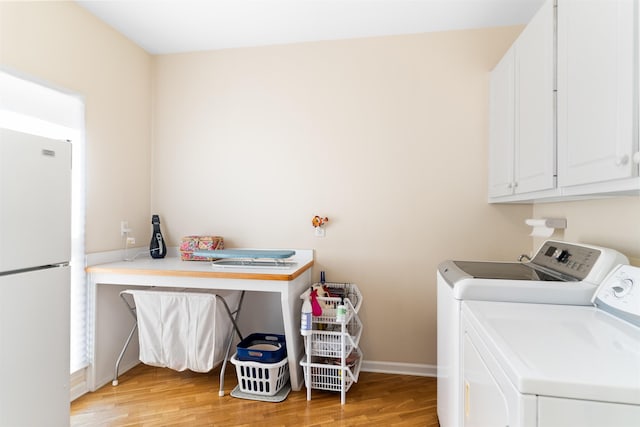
[0, 263, 70, 277]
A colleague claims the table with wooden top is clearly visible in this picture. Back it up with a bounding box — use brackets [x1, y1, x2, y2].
[85, 249, 313, 393]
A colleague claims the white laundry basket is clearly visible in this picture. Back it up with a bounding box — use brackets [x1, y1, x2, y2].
[230, 353, 289, 396]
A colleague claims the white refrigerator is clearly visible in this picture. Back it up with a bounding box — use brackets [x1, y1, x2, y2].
[0, 128, 71, 426]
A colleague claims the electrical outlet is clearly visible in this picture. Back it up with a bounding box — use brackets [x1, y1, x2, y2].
[120, 220, 132, 236]
[126, 236, 136, 245]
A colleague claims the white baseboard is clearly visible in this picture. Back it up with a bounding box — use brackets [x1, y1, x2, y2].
[361, 360, 437, 377]
[72, 359, 141, 401]
[70, 368, 88, 402]
[93, 359, 141, 391]
[73, 358, 434, 403]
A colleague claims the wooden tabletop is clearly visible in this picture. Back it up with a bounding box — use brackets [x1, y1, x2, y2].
[86, 249, 314, 282]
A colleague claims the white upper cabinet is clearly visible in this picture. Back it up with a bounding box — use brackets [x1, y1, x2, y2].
[488, 0, 555, 200]
[514, 0, 556, 194]
[557, 0, 636, 188]
[488, 47, 515, 198]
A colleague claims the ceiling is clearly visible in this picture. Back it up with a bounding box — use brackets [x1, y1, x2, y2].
[75, 0, 544, 55]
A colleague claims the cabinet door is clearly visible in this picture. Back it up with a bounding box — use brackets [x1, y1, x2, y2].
[557, 0, 635, 187]
[515, 0, 556, 194]
[488, 47, 515, 198]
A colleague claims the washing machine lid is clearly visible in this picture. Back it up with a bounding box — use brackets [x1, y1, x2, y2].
[451, 261, 563, 281]
[463, 300, 640, 405]
[438, 240, 629, 305]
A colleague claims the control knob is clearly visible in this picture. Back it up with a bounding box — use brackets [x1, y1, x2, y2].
[555, 250, 570, 263]
[612, 278, 634, 298]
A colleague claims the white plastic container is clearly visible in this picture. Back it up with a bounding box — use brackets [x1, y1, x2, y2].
[230, 354, 289, 396]
[301, 296, 312, 336]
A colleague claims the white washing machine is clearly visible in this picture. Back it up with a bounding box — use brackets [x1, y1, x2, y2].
[461, 264, 640, 427]
[437, 240, 628, 427]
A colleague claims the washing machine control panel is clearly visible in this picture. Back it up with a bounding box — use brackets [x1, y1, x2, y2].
[532, 241, 603, 281]
[593, 265, 640, 327]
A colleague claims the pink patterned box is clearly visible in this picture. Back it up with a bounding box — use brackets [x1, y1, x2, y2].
[179, 236, 224, 261]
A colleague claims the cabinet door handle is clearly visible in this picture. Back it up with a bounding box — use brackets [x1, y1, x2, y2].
[616, 155, 629, 166]
[633, 152, 640, 165]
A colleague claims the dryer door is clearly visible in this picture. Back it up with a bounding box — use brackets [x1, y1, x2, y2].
[462, 309, 537, 427]
[462, 333, 510, 426]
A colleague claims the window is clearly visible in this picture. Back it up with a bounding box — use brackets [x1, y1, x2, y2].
[0, 70, 87, 372]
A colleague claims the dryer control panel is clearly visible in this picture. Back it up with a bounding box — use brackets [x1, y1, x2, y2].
[593, 264, 640, 327]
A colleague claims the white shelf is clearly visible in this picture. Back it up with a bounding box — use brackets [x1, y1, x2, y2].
[300, 283, 363, 405]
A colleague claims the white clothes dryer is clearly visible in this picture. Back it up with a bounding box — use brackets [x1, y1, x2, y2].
[460, 264, 640, 427]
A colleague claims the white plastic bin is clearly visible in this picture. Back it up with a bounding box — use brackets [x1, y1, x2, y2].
[230, 353, 289, 396]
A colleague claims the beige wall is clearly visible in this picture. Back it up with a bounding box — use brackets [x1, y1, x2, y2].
[533, 198, 640, 266]
[0, 1, 152, 253]
[7, 2, 633, 370]
[152, 28, 533, 366]
[0, 0, 533, 370]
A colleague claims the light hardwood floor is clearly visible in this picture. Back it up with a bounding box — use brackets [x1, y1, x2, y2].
[71, 364, 439, 426]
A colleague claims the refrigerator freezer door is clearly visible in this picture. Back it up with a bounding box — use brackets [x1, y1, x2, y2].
[0, 128, 71, 271]
[0, 266, 71, 426]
